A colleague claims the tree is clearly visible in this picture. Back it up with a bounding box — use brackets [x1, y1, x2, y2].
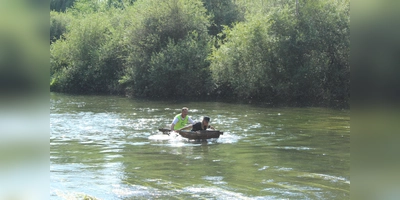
[201, 0, 244, 36]
[210, 0, 350, 106]
[120, 0, 212, 98]
[50, 12, 125, 94]
[50, 0, 76, 12]
[210, 14, 274, 101]
[50, 11, 71, 43]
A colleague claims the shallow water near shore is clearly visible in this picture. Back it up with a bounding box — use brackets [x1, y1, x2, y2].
[50, 92, 349, 199]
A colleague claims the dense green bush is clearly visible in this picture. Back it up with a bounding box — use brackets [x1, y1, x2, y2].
[299, 0, 350, 105]
[202, 0, 244, 36]
[210, 0, 349, 106]
[120, 0, 211, 98]
[49, 0, 350, 107]
[50, 0, 76, 12]
[146, 32, 212, 98]
[209, 14, 273, 100]
[50, 12, 125, 94]
[50, 11, 71, 43]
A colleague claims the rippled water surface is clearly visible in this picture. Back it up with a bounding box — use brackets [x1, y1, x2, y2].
[50, 92, 350, 199]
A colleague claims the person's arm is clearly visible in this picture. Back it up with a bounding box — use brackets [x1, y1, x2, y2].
[178, 124, 193, 131]
[188, 117, 195, 125]
[209, 125, 215, 130]
[170, 117, 179, 131]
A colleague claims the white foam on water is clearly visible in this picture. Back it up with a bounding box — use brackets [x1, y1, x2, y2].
[274, 167, 293, 171]
[275, 146, 314, 150]
[258, 166, 269, 171]
[182, 186, 265, 200]
[202, 176, 227, 185]
[112, 183, 156, 198]
[148, 134, 171, 141]
[261, 187, 306, 198]
[216, 132, 241, 144]
[298, 173, 350, 184]
[130, 142, 150, 145]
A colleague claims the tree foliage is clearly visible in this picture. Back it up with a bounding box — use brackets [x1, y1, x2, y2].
[50, 11, 125, 94]
[50, 0, 76, 12]
[146, 33, 212, 98]
[120, 0, 211, 98]
[210, 0, 349, 106]
[50, 11, 71, 44]
[202, 0, 244, 36]
[49, 0, 350, 107]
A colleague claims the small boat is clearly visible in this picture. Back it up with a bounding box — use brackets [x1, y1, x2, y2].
[158, 128, 223, 140]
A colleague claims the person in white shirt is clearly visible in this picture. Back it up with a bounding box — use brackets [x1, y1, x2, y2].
[170, 107, 195, 131]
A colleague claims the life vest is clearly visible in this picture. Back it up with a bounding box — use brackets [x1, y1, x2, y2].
[173, 114, 188, 130]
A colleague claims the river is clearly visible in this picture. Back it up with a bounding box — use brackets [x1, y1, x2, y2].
[50, 92, 350, 199]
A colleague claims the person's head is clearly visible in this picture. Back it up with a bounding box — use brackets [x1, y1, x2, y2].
[202, 116, 210, 127]
[181, 107, 189, 117]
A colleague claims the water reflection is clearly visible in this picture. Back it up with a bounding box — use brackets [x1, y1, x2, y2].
[50, 93, 349, 199]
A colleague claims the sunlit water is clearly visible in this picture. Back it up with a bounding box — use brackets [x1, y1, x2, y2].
[50, 92, 350, 199]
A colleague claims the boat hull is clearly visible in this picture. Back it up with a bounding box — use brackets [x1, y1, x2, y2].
[158, 128, 223, 140]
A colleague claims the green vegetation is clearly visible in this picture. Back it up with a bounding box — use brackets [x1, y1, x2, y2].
[120, 0, 212, 97]
[50, 0, 76, 12]
[50, 0, 349, 107]
[50, 11, 71, 43]
[210, 0, 349, 106]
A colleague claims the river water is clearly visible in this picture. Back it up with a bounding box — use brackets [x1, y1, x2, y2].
[50, 92, 350, 199]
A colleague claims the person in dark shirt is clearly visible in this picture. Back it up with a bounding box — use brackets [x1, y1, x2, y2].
[178, 116, 215, 131]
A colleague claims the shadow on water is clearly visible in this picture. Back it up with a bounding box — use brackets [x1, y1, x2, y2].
[50, 92, 349, 199]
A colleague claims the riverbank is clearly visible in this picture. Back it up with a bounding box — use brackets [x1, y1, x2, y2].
[51, 90, 349, 110]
